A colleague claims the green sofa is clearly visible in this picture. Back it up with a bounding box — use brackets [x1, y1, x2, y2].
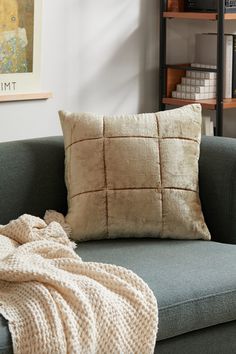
[0, 136, 236, 354]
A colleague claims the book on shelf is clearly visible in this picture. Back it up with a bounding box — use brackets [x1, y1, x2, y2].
[168, 0, 184, 11]
[172, 91, 216, 100]
[202, 116, 214, 136]
[177, 83, 216, 93]
[195, 33, 233, 99]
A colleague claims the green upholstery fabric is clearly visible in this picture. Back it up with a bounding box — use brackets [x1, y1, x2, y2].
[76, 239, 236, 341]
[200, 136, 236, 244]
[0, 137, 67, 225]
[155, 321, 236, 354]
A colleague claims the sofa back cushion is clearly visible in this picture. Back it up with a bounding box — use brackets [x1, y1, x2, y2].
[0, 136, 67, 225]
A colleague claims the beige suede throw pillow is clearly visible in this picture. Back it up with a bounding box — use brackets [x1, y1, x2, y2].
[59, 104, 210, 242]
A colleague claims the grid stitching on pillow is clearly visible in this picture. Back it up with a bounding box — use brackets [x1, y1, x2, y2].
[65, 119, 200, 221]
[65, 136, 199, 151]
[59, 104, 211, 242]
[64, 131, 199, 195]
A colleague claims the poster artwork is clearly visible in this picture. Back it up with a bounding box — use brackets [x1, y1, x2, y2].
[0, 0, 34, 74]
[0, 0, 41, 94]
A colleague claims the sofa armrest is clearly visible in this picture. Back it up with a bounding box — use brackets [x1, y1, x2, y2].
[199, 136, 236, 244]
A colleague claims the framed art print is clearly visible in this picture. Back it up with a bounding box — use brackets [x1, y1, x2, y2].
[0, 0, 45, 98]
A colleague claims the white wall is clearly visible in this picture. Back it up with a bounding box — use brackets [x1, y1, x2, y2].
[0, 1, 236, 142]
[0, 0, 158, 142]
[66, 0, 158, 115]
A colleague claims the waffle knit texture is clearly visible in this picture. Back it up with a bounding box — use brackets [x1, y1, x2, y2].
[0, 212, 158, 354]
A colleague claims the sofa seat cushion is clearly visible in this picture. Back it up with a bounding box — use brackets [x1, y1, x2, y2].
[77, 239, 236, 341]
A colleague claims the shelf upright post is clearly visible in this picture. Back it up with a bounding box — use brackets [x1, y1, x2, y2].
[159, 0, 167, 111]
[216, 0, 225, 136]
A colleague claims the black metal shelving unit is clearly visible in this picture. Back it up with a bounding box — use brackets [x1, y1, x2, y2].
[216, 0, 224, 136]
[159, 0, 231, 136]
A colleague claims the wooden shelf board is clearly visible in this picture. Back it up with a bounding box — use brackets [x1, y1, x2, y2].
[224, 13, 236, 20]
[163, 97, 236, 110]
[0, 92, 52, 103]
[163, 12, 217, 20]
[222, 98, 236, 108]
[163, 12, 236, 20]
[163, 97, 216, 109]
[166, 64, 217, 72]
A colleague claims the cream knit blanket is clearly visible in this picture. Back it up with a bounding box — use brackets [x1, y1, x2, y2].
[0, 213, 158, 354]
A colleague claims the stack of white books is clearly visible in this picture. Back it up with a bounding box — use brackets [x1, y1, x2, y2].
[172, 64, 217, 100]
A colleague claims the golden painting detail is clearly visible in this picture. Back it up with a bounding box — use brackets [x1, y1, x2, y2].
[0, 0, 34, 74]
